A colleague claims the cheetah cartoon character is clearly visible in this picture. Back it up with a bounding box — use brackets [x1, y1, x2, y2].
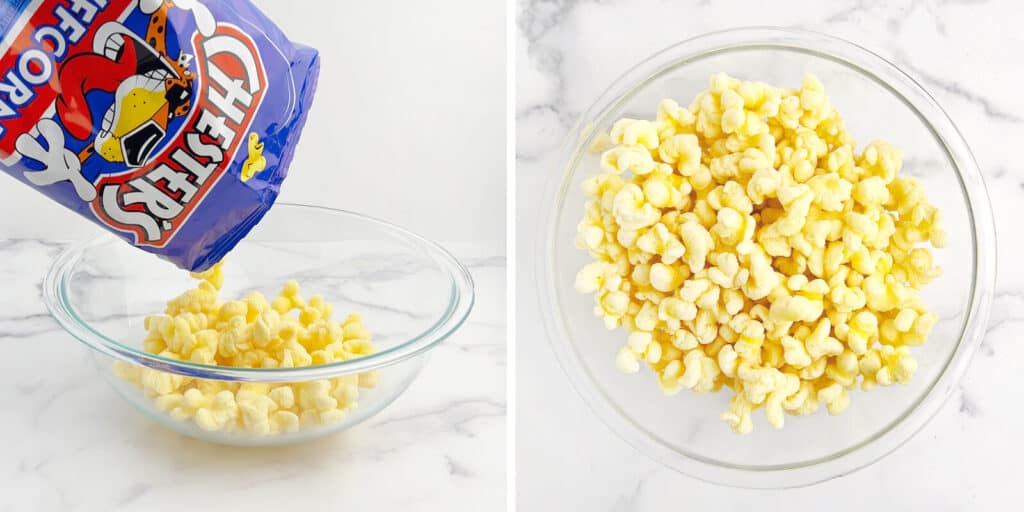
[16, 0, 216, 201]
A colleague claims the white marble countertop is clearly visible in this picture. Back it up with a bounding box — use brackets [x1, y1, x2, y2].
[0, 0, 506, 509]
[0, 240, 505, 511]
[517, 0, 1022, 509]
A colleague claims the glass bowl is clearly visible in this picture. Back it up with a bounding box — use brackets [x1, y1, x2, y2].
[44, 204, 474, 447]
[538, 27, 996, 488]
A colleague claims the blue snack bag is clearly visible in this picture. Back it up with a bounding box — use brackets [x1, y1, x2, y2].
[0, 0, 319, 271]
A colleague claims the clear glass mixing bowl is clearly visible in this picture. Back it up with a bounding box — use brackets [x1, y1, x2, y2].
[44, 204, 474, 446]
[538, 27, 996, 488]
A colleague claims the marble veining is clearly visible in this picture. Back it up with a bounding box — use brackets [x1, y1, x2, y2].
[0, 240, 505, 511]
[518, 0, 1021, 509]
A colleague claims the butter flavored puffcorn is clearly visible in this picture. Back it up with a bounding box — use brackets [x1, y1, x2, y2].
[576, 73, 945, 433]
[114, 262, 382, 435]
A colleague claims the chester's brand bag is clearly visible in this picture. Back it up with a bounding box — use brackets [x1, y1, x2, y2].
[0, 0, 319, 270]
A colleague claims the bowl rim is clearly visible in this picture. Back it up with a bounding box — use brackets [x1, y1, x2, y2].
[43, 203, 476, 382]
[537, 26, 997, 488]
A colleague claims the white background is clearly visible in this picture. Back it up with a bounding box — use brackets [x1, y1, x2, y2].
[0, 1, 506, 511]
[0, 0, 506, 248]
[518, 0, 1023, 510]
